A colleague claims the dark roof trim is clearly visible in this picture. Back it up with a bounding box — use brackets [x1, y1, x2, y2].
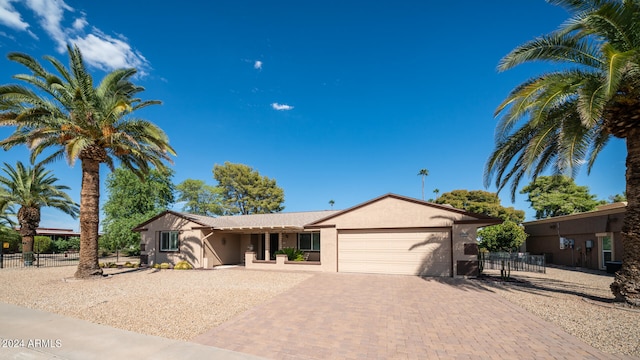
[132, 210, 210, 232]
[305, 193, 501, 226]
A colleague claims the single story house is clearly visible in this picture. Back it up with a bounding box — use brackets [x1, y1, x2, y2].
[523, 202, 626, 271]
[133, 193, 501, 277]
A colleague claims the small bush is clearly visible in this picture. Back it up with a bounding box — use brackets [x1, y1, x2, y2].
[174, 260, 193, 270]
[34, 236, 52, 253]
[274, 247, 305, 261]
[99, 262, 106, 268]
[159, 262, 170, 269]
[123, 246, 140, 257]
[132, 262, 140, 268]
[152, 263, 161, 269]
[107, 262, 117, 268]
[67, 237, 80, 251]
[99, 248, 110, 257]
[123, 261, 133, 268]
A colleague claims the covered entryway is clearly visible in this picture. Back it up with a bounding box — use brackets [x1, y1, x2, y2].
[337, 229, 451, 276]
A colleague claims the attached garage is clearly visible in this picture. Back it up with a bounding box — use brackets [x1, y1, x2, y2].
[306, 194, 502, 277]
[338, 229, 451, 276]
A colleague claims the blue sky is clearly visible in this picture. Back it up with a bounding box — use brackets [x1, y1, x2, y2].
[0, 0, 627, 230]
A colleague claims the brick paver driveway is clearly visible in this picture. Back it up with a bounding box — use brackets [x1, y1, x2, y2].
[193, 272, 618, 359]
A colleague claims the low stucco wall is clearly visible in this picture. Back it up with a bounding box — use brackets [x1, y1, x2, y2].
[245, 252, 323, 272]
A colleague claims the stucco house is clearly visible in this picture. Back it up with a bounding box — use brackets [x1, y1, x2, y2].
[523, 202, 626, 271]
[133, 193, 501, 277]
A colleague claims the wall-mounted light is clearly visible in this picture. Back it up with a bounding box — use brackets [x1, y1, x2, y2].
[222, 238, 226, 245]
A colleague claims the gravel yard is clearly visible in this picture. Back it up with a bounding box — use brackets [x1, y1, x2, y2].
[0, 266, 313, 341]
[0, 265, 638, 358]
[475, 266, 640, 358]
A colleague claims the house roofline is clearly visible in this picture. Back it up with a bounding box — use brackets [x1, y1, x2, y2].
[522, 202, 627, 226]
[305, 193, 502, 226]
[131, 210, 211, 232]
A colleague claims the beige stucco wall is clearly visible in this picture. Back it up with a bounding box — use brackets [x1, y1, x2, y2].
[245, 253, 323, 272]
[203, 231, 242, 267]
[140, 213, 203, 267]
[319, 227, 338, 272]
[452, 224, 479, 276]
[312, 196, 473, 229]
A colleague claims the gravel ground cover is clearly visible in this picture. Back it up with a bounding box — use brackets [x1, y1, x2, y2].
[1, 265, 638, 357]
[475, 266, 640, 358]
[0, 266, 313, 341]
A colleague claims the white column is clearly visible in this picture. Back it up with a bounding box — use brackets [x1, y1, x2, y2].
[264, 231, 270, 260]
[278, 233, 283, 249]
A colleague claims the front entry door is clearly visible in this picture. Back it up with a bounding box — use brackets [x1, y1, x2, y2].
[270, 233, 279, 259]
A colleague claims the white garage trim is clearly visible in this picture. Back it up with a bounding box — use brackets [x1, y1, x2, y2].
[338, 228, 452, 276]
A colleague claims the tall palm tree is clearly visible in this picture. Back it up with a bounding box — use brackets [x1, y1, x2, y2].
[0, 162, 78, 260]
[433, 188, 440, 200]
[418, 169, 429, 200]
[485, 0, 640, 305]
[0, 46, 176, 278]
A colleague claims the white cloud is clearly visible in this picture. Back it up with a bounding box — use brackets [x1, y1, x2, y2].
[254, 60, 262, 70]
[25, 0, 72, 52]
[71, 31, 149, 76]
[271, 103, 294, 111]
[0, 0, 150, 75]
[0, 0, 28, 30]
[71, 15, 86, 31]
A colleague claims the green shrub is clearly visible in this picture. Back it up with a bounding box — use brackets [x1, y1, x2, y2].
[107, 262, 117, 268]
[99, 248, 110, 257]
[34, 236, 52, 253]
[67, 237, 80, 251]
[0, 227, 21, 253]
[123, 261, 133, 268]
[274, 247, 305, 261]
[99, 263, 106, 268]
[123, 246, 140, 257]
[174, 260, 193, 270]
[152, 263, 161, 269]
[159, 262, 170, 269]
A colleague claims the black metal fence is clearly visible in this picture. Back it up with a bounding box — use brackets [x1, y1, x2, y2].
[479, 252, 546, 274]
[0, 251, 79, 269]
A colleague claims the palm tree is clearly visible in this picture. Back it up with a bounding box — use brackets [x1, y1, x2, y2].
[433, 188, 440, 200]
[0, 46, 176, 278]
[417, 169, 429, 200]
[329, 199, 335, 209]
[0, 162, 78, 261]
[0, 199, 15, 228]
[484, 0, 640, 305]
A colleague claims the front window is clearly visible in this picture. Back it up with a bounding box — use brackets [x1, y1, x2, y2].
[160, 231, 179, 252]
[298, 232, 320, 251]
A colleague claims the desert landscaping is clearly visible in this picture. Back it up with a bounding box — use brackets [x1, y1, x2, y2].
[0, 265, 638, 358]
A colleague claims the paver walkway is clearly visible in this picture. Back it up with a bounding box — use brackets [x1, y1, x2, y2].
[194, 273, 628, 360]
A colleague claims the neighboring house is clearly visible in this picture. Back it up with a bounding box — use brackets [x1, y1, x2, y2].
[133, 193, 501, 277]
[13, 228, 80, 241]
[523, 202, 626, 271]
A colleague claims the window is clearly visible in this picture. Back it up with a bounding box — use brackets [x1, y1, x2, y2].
[298, 232, 320, 251]
[160, 231, 179, 252]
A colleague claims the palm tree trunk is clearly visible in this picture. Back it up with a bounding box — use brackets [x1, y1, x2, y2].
[611, 128, 640, 305]
[18, 206, 39, 264]
[74, 157, 103, 278]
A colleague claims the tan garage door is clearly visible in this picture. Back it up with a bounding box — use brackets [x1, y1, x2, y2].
[338, 229, 451, 276]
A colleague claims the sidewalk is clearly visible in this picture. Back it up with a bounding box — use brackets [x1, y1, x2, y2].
[0, 302, 263, 360]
